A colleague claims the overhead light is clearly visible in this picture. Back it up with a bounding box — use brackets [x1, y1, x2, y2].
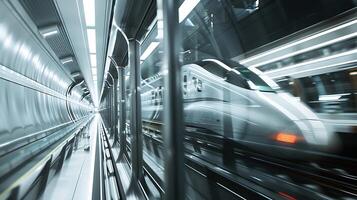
[78, 79, 85, 85]
[60, 57, 73, 64]
[247, 32, 357, 68]
[39, 25, 60, 38]
[140, 42, 160, 61]
[90, 54, 96, 66]
[87, 29, 96, 53]
[71, 71, 81, 78]
[349, 71, 357, 76]
[240, 19, 357, 66]
[82, 0, 95, 27]
[178, 0, 200, 23]
[319, 93, 349, 101]
[267, 48, 357, 78]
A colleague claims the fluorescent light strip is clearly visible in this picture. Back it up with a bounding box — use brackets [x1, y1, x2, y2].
[83, 0, 95, 26]
[90, 54, 96, 66]
[42, 30, 59, 37]
[250, 32, 357, 68]
[140, 42, 160, 61]
[61, 57, 73, 64]
[319, 93, 349, 101]
[87, 29, 96, 53]
[268, 48, 357, 75]
[39, 25, 60, 38]
[179, 0, 200, 23]
[349, 71, 357, 76]
[240, 19, 357, 65]
[270, 60, 357, 79]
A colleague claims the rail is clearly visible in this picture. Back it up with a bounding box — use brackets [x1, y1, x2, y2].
[141, 120, 357, 199]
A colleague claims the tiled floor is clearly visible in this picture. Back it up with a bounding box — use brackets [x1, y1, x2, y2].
[41, 116, 99, 200]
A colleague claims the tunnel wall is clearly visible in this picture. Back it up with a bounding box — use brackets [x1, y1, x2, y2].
[0, 1, 91, 144]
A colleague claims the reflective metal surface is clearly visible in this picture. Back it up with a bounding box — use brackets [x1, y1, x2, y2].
[0, 1, 92, 197]
[0, 0, 91, 143]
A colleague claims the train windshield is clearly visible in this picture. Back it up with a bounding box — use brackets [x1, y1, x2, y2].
[200, 59, 278, 92]
[236, 67, 277, 92]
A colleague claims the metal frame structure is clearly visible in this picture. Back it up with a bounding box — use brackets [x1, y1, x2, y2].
[128, 39, 144, 182]
[157, 0, 185, 199]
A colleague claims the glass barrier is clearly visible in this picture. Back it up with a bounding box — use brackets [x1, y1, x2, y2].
[137, 0, 357, 199]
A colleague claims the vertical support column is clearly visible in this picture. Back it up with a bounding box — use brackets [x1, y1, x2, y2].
[109, 84, 113, 137]
[106, 82, 111, 135]
[157, 0, 185, 199]
[128, 39, 143, 181]
[113, 76, 119, 145]
[118, 66, 126, 158]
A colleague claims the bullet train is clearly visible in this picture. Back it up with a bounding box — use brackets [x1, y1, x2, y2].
[138, 59, 336, 157]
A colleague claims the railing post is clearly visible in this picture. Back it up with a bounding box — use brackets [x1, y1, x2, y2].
[157, 0, 185, 199]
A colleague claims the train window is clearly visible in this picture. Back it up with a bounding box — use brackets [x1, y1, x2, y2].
[199, 61, 227, 78]
[236, 68, 276, 92]
[151, 91, 155, 100]
[192, 77, 203, 92]
[196, 79, 202, 92]
[183, 75, 188, 95]
[225, 70, 249, 89]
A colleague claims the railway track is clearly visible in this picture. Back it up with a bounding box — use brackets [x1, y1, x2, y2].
[141, 120, 357, 199]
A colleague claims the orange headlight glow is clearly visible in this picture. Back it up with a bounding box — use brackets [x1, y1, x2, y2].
[275, 132, 298, 144]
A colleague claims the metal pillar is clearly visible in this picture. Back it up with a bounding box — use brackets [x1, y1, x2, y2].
[157, 0, 185, 199]
[128, 39, 143, 181]
[118, 66, 126, 158]
[113, 75, 119, 145]
[108, 85, 111, 134]
[108, 73, 115, 139]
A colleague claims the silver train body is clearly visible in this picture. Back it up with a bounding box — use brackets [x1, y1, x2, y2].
[139, 59, 336, 156]
[0, 1, 90, 145]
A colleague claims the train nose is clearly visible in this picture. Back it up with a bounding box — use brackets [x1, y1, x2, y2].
[293, 119, 332, 146]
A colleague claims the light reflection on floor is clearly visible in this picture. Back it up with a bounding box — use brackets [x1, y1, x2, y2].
[41, 114, 100, 200]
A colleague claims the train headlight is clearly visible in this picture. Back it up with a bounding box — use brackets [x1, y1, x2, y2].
[275, 132, 298, 144]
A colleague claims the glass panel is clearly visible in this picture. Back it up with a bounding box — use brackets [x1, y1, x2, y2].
[176, 0, 357, 199]
[140, 0, 357, 199]
[139, 22, 164, 198]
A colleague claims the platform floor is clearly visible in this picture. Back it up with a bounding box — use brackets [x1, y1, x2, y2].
[41, 117, 98, 200]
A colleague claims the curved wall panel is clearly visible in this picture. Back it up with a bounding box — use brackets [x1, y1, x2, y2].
[0, 1, 92, 145]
